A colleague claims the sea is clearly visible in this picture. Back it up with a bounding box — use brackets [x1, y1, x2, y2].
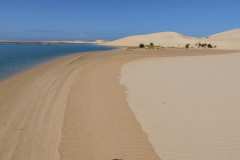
[0, 44, 113, 80]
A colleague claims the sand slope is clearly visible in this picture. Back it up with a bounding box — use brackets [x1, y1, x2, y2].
[105, 29, 240, 50]
[209, 29, 240, 49]
[105, 32, 202, 47]
[121, 52, 240, 160]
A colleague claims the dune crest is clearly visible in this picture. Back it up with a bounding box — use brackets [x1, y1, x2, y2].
[210, 29, 240, 40]
[105, 29, 240, 49]
[208, 29, 240, 49]
[105, 32, 201, 47]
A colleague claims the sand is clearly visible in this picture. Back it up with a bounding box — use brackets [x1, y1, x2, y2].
[105, 32, 202, 47]
[0, 49, 160, 160]
[104, 28, 240, 50]
[121, 52, 240, 160]
[0, 48, 237, 160]
[209, 29, 240, 49]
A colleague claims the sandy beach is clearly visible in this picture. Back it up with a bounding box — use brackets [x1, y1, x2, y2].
[0, 48, 239, 160]
[2, 0, 240, 159]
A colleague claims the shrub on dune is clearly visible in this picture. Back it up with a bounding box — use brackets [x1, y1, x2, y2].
[150, 42, 154, 47]
[207, 44, 213, 48]
[139, 44, 145, 48]
[196, 43, 215, 49]
[185, 44, 190, 49]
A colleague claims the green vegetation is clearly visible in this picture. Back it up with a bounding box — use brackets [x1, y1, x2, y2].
[138, 43, 163, 49]
[150, 42, 154, 47]
[207, 44, 213, 48]
[139, 43, 145, 48]
[196, 43, 216, 48]
[185, 44, 190, 49]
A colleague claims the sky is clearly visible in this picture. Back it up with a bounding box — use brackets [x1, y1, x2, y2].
[0, 0, 240, 40]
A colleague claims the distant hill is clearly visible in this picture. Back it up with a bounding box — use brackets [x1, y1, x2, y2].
[104, 29, 240, 50]
[208, 29, 240, 49]
[104, 32, 207, 48]
[210, 29, 240, 40]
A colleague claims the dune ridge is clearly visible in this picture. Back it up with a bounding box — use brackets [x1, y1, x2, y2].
[208, 29, 240, 49]
[105, 32, 201, 47]
[105, 28, 240, 49]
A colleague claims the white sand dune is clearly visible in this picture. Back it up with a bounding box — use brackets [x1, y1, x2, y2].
[105, 32, 202, 47]
[209, 29, 240, 49]
[105, 29, 240, 50]
[121, 53, 240, 160]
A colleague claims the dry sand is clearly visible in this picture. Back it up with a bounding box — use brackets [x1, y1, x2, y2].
[105, 32, 201, 48]
[104, 28, 240, 50]
[0, 48, 237, 160]
[0, 49, 160, 160]
[209, 29, 240, 49]
[121, 52, 240, 160]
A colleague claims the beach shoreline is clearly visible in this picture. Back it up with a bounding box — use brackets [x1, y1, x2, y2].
[0, 48, 238, 160]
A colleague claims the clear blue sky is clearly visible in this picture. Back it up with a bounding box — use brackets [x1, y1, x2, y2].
[0, 0, 239, 40]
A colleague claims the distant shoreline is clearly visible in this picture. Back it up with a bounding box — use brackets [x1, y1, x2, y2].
[0, 43, 114, 80]
[0, 41, 99, 45]
[104, 29, 240, 50]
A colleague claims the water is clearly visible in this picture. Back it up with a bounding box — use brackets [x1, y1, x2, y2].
[0, 44, 113, 80]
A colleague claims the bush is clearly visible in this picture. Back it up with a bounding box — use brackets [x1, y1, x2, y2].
[207, 44, 213, 48]
[185, 44, 190, 49]
[150, 42, 154, 47]
[139, 44, 145, 48]
[197, 43, 207, 48]
[202, 43, 207, 48]
[196, 43, 215, 49]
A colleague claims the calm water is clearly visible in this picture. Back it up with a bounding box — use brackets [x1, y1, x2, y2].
[0, 44, 113, 80]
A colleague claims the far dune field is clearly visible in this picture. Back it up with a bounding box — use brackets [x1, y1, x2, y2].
[105, 29, 240, 50]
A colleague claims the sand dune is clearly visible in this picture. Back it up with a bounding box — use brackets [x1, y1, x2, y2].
[209, 29, 240, 49]
[121, 52, 240, 160]
[210, 29, 240, 40]
[105, 29, 240, 50]
[105, 32, 202, 47]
